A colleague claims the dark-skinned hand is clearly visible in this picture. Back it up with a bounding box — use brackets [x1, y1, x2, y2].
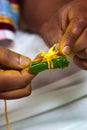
[0, 46, 35, 100]
[22, 0, 87, 70]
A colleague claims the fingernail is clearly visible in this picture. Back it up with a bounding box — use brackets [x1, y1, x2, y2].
[54, 43, 59, 46]
[20, 56, 31, 67]
[62, 46, 70, 55]
[54, 43, 60, 50]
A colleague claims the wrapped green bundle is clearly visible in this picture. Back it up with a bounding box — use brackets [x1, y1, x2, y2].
[29, 45, 69, 74]
[30, 56, 69, 74]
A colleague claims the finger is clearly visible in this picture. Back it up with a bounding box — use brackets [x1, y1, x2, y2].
[58, 8, 69, 33]
[76, 48, 87, 59]
[60, 19, 86, 55]
[74, 28, 87, 52]
[73, 55, 87, 70]
[0, 46, 31, 69]
[0, 83, 31, 99]
[0, 68, 35, 92]
[40, 17, 62, 47]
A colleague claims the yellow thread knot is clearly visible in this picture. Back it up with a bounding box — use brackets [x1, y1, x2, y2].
[39, 45, 60, 69]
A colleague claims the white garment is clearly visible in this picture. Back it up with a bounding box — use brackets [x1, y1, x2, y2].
[0, 31, 87, 130]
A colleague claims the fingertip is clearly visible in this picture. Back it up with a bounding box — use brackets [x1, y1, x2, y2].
[61, 46, 70, 55]
[59, 35, 71, 55]
[20, 56, 32, 68]
[54, 43, 60, 51]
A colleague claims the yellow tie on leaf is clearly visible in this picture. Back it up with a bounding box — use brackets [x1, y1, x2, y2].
[33, 45, 60, 69]
[30, 44, 69, 74]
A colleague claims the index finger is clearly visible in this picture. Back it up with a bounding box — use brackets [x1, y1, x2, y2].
[60, 19, 86, 55]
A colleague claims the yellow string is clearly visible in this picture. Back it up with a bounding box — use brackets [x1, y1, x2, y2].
[34, 45, 60, 69]
[4, 100, 10, 130]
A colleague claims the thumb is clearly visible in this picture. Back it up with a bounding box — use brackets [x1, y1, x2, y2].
[0, 46, 31, 69]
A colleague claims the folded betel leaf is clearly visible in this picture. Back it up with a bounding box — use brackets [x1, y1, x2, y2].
[52, 56, 69, 69]
[30, 56, 69, 74]
[29, 45, 69, 74]
[30, 61, 48, 74]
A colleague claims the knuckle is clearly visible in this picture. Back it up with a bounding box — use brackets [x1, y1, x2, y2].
[76, 17, 86, 28]
[66, 17, 87, 43]
[66, 31, 76, 42]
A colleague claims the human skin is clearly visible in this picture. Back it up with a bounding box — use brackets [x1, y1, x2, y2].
[0, 46, 35, 99]
[21, 0, 87, 70]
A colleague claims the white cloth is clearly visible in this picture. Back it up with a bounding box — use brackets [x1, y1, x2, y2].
[0, 31, 87, 130]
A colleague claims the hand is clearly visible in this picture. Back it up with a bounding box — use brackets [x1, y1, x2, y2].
[0, 46, 35, 99]
[39, 0, 87, 70]
[21, 0, 87, 70]
[58, 0, 87, 70]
